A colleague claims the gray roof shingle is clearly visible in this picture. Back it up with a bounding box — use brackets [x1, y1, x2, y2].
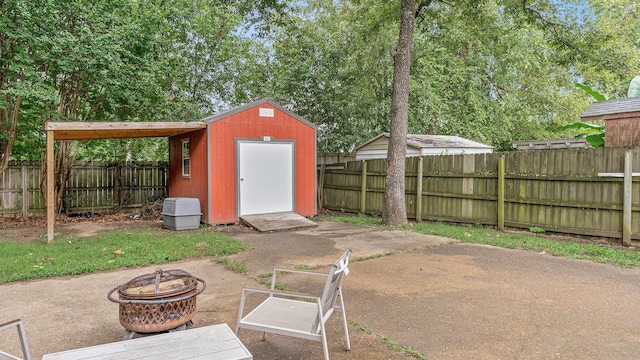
[580, 97, 640, 118]
[405, 134, 492, 149]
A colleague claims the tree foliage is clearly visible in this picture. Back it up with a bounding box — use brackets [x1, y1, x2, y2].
[247, 0, 639, 152]
[6, 0, 638, 158]
[0, 0, 55, 172]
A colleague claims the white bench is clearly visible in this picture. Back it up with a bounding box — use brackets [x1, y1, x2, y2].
[41, 324, 251, 360]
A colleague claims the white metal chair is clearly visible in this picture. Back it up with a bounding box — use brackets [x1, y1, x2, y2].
[0, 319, 31, 360]
[235, 249, 352, 360]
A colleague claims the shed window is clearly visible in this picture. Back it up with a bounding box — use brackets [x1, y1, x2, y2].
[181, 139, 190, 177]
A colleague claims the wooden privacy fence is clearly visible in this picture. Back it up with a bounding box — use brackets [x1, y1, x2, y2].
[321, 147, 640, 242]
[0, 161, 168, 217]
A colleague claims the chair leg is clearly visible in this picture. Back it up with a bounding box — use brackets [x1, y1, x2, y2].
[319, 323, 330, 360]
[17, 320, 31, 360]
[338, 289, 351, 350]
[262, 332, 267, 341]
[235, 289, 247, 336]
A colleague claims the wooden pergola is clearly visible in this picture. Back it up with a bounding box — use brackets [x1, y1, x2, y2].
[45, 121, 206, 242]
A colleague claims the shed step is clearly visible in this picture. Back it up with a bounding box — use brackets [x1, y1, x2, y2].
[240, 212, 317, 232]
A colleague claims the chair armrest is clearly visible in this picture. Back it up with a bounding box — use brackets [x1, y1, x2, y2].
[0, 319, 23, 331]
[236, 287, 323, 326]
[270, 268, 328, 290]
[241, 287, 320, 302]
[273, 268, 328, 277]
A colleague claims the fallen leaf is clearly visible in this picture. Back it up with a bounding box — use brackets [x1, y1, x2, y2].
[113, 250, 123, 255]
[464, 232, 472, 237]
[108, 260, 115, 263]
[102, 247, 108, 253]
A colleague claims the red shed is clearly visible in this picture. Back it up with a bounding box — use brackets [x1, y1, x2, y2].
[168, 99, 317, 225]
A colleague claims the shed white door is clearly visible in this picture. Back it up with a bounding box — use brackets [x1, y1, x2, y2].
[237, 141, 294, 216]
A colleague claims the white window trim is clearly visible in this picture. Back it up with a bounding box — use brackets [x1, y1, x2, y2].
[181, 139, 190, 178]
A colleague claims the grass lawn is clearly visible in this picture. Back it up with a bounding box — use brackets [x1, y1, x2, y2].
[0, 227, 248, 283]
[3, 215, 639, 284]
[319, 214, 640, 268]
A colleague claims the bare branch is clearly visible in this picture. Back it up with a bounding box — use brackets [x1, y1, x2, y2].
[522, 0, 561, 27]
[522, 0, 571, 47]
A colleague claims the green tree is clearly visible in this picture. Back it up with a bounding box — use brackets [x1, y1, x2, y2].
[0, 0, 55, 172]
[40, 0, 173, 211]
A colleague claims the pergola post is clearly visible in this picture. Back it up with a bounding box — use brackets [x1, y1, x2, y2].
[46, 130, 55, 242]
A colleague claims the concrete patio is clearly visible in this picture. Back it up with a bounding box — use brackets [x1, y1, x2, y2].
[2, 220, 640, 359]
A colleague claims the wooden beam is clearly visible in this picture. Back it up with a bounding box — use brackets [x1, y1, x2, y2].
[45, 121, 206, 131]
[46, 130, 55, 243]
[45, 121, 206, 140]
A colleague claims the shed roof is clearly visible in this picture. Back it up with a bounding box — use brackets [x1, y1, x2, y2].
[512, 138, 590, 150]
[200, 98, 318, 129]
[45, 121, 206, 140]
[355, 133, 493, 151]
[580, 97, 640, 120]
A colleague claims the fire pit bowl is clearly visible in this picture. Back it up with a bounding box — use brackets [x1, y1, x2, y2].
[107, 268, 206, 334]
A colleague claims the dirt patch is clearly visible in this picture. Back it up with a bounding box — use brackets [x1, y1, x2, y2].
[0, 213, 255, 244]
[0, 214, 163, 243]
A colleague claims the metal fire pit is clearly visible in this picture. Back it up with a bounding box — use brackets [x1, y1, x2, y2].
[108, 268, 206, 338]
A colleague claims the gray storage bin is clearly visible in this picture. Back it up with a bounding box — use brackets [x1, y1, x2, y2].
[162, 198, 202, 230]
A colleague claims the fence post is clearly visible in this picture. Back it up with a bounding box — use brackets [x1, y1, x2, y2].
[21, 164, 28, 218]
[623, 149, 633, 246]
[416, 156, 423, 222]
[497, 155, 505, 230]
[461, 155, 475, 218]
[360, 161, 367, 214]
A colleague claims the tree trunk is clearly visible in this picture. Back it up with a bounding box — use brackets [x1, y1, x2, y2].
[0, 94, 21, 176]
[382, 0, 416, 226]
[40, 139, 79, 215]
